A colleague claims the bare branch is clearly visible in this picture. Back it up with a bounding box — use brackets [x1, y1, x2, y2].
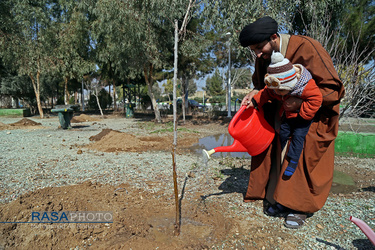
[294, 8, 375, 125]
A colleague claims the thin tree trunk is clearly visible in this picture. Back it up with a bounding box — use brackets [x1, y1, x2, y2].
[64, 76, 69, 105]
[172, 19, 180, 236]
[147, 82, 161, 122]
[113, 80, 116, 111]
[182, 77, 186, 123]
[29, 70, 44, 119]
[95, 89, 104, 118]
[143, 63, 161, 123]
[182, 76, 191, 122]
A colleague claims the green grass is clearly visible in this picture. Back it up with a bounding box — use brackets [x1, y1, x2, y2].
[136, 121, 199, 134]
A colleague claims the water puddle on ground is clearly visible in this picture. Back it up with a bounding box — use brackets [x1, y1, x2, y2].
[190, 134, 357, 194]
[189, 133, 251, 159]
[331, 170, 358, 194]
[148, 216, 213, 242]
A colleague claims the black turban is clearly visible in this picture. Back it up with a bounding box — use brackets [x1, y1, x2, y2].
[239, 16, 278, 47]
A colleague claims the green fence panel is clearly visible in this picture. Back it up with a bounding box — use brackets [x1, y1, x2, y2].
[0, 108, 31, 117]
[335, 131, 375, 158]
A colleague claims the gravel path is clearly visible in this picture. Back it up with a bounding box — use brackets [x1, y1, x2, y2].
[0, 115, 203, 203]
[0, 115, 374, 249]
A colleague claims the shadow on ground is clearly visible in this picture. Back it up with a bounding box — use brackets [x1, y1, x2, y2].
[201, 167, 250, 200]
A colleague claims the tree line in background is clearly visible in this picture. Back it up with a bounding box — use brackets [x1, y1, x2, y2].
[0, 0, 374, 122]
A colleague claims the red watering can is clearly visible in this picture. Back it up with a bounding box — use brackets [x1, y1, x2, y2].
[203, 106, 275, 159]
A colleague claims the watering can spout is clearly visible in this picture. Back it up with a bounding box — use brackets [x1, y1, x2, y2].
[213, 139, 248, 154]
[203, 140, 248, 159]
[202, 149, 216, 159]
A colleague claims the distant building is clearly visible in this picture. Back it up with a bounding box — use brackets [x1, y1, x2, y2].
[190, 91, 206, 99]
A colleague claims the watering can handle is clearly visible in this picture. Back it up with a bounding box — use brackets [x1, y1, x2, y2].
[228, 105, 255, 133]
[235, 104, 262, 117]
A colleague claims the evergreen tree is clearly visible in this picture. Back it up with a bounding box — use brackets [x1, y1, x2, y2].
[343, 0, 375, 62]
[53, 1, 95, 105]
[163, 79, 182, 100]
[204, 70, 224, 97]
[0, 1, 59, 118]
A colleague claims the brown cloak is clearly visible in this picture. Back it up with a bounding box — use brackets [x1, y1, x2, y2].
[244, 35, 345, 213]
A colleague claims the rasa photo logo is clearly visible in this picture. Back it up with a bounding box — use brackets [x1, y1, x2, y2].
[31, 211, 113, 223]
[1, 211, 113, 224]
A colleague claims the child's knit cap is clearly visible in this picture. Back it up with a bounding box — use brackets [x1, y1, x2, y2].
[264, 52, 297, 90]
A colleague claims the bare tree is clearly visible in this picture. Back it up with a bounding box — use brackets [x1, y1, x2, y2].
[171, 0, 197, 236]
[327, 26, 375, 120]
[292, 9, 375, 123]
[230, 68, 252, 89]
[84, 76, 106, 118]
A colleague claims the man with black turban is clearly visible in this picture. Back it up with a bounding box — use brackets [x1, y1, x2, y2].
[238, 16, 345, 229]
[239, 16, 278, 47]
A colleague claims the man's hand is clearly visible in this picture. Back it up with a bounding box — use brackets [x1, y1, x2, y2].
[284, 96, 302, 112]
[241, 90, 259, 109]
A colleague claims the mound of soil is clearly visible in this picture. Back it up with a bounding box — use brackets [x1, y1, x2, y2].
[89, 128, 117, 141]
[86, 129, 198, 153]
[71, 114, 100, 123]
[0, 181, 233, 249]
[0, 118, 43, 131]
[10, 118, 41, 127]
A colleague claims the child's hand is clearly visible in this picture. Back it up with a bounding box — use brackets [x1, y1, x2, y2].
[241, 90, 258, 109]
